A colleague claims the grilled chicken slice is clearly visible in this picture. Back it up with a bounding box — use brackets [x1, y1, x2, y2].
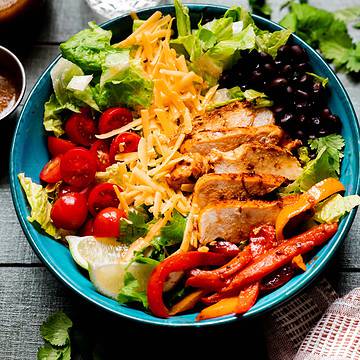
[193, 100, 275, 132]
[212, 142, 302, 180]
[166, 153, 211, 191]
[193, 173, 286, 210]
[181, 124, 284, 155]
[197, 196, 299, 244]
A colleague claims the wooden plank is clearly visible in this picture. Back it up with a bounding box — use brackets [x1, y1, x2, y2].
[0, 267, 267, 359]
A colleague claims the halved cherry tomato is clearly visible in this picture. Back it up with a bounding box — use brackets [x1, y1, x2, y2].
[90, 140, 111, 171]
[65, 108, 97, 146]
[92, 207, 127, 238]
[80, 218, 94, 236]
[40, 155, 63, 183]
[109, 132, 141, 162]
[98, 107, 133, 134]
[47, 136, 76, 157]
[87, 183, 122, 216]
[60, 148, 97, 188]
[50, 192, 88, 230]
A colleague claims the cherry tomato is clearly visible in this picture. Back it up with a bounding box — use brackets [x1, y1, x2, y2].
[50, 192, 88, 230]
[80, 218, 94, 236]
[98, 107, 133, 134]
[109, 132, 141, 162]
[40, 155, 63, 183]
[47, 136, 76, 157]
[65, 108, 97, 146]
[60, 148, 97, 188]
[58, 183, 93, 198]
[90, 140, 111, 171]
[87, 183, 122, 216]
[93, 207, 127, 238]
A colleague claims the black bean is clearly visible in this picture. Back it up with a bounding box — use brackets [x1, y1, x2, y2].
[259, 51, 273, 64]
[250, 70, 263, 84]
[270, 77, 288, 89]
[311, 116, 321, 127]
[296, 129, 306, 139]
[275, 60, 283, 69]
[263, 62, 277, 75]
[281, 64, 293, 78]
[295, 89, 309, 100]
[318, 128, 330, 136]
[308, 133, 317, 140]
[297, 114, 307, 126]
[280, 113, 294, 126]
[321, 107, 331, 119]
[277, 45, 291, 60]
[296, 62, 309, 73]
[286, 86, 294, 97]
[273, 104, 286, 115]
[295, 101, 309, 113]
[290, 45, 307, 62]
[298, 74, 311, 87]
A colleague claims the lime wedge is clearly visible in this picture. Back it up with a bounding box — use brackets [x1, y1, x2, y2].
[66, 236, 129, 270]
[88, 262, 154, 299]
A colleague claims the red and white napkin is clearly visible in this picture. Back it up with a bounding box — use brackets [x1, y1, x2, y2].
[264, 279, 360, 360]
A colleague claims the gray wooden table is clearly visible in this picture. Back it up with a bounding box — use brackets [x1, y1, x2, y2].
[0, 0, 359, 358]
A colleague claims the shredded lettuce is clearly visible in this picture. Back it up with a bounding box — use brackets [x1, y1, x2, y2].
[18, 173, 60, 239]
[280, 134, 345, 195]
[314, 194, 360, 223]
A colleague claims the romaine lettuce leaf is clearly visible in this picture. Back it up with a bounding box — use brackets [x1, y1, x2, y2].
[208, 86, 272, 109]
[50, 58, 99, 112]
[280, 134, 345, 195]
[256, 28, 292, 58]
[314, 194, 360, 223]
[43, 94, 66, 137]
[94, 51, 153, 110]
[174, 0, 191, 36]
[59, 21, 114, 72]
[18, 173, 60, 239]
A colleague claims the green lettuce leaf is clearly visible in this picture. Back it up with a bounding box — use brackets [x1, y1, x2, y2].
[43, 94, 66, 137]
[174, 0, 191, 36]
[280, 134, 345, 195]
[94, 51, 153, 110]
[50, 58, 99, 112]
[314, 194, 360, 223]
[208, 86, 272, 109]
[171, 2, 291, 86]
[18, 173, 60, 239]
[60, 21, 114, 72]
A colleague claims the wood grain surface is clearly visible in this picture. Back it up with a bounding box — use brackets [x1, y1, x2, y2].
[0, 0, 359, 358]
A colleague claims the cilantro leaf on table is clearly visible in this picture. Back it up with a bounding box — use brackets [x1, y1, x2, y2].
[279, 3, 360, 73]
[248, 0, 272, 19]
[40, 311, 73, 347]
[37, 312, 73, 360]
[117, 272, 148, 308]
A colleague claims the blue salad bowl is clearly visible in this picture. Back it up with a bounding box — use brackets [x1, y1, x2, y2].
[10, 4, 360, 326]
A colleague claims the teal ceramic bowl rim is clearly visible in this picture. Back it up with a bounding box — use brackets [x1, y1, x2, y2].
[9, 4, 360, 327]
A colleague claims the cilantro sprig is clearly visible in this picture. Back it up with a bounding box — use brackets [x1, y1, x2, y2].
[37, 311, 73, 360]
[280, 3, 360, 73]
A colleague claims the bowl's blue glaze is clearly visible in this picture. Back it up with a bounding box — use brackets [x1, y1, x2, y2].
[10, 4, 360, 326]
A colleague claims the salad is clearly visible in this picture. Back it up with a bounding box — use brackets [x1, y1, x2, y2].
[19, 0, 360, 321]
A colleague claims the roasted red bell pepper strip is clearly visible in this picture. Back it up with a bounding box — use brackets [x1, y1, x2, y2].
[219, 223, 338, 296]
[196, 283, 260, 321]
[186, 246, 253, 290]
[249, 224, 277, 258]
[260, 264, 294, 292]
[208, 240, 240, 257]
[147, 251, 228, 318]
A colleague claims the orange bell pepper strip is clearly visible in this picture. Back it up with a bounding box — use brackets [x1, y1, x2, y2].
[147, 251, 229, 318]
[276, 178, 344, 240]
[169, 289, 208, 316]
[219, 223, 338, 296]
[196, 283, 260, 321]
[292, 254, 307, 271]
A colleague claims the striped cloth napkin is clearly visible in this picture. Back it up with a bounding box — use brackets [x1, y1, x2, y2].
[264, 279, 360, 360]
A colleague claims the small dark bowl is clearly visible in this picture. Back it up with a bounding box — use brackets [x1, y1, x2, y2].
[0, 45, 26, 120]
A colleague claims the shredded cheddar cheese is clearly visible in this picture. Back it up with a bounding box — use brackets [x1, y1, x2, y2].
[96, 12, 218, 244]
